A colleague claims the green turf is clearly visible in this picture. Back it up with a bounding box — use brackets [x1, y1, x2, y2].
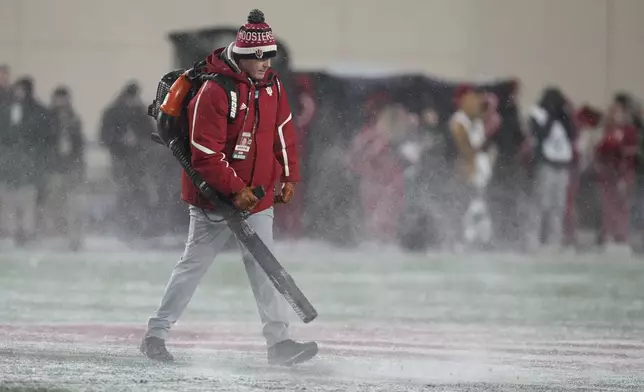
[1, 246, 643, 391]
[1, 248, 642, 331]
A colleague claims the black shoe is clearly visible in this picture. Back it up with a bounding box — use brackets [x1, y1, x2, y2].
[140, 336, 174, 362]
[267, 339, 318, 366]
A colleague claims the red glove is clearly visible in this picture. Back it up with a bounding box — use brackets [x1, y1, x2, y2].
[275, 182, 295, 204]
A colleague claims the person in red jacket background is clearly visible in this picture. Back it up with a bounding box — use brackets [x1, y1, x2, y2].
[563, 104, 602, 247]
[274, 75, 317, 240]
[595, 95, 639, 249]
[351, 97, 409, 243]
[141, 9, 317, 366]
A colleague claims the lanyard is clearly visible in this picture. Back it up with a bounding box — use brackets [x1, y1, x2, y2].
[232, 85, 260, 160]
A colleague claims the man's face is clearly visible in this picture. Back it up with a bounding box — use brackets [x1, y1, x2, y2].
[239, 58, 271, 81]
[52, 95, 70, 110]
[462, 92, 483, 117]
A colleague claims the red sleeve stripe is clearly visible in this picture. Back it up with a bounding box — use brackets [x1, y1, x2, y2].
[218, 152, 238, 177]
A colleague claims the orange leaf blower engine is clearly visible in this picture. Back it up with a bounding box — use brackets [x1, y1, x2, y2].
[148, 68, 196, 148]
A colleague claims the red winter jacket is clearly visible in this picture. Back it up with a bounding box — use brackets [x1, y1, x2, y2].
[596, 123, 638, 174]
[181, 45, 300, 213]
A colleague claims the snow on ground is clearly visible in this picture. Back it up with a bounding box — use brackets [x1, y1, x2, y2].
[1, 239, 643, 391]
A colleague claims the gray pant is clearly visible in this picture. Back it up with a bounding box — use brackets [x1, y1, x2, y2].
[0, 184, 37, 238]
[528, 164, 570, 247]
[146, 206, 290, 347]
[43, 173, 84, 246]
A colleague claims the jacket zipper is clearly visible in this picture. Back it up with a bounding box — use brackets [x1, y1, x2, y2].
[248, 87, 260, 186]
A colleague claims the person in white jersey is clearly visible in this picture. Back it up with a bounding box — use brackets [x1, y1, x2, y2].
[449, 86, 495, 248]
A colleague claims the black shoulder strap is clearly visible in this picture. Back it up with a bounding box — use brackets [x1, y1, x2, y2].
[200, 73, 239, 124]
[214, 74, 239, 124]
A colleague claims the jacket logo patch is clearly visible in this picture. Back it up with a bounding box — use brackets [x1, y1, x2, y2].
[266, 86, 273, 96]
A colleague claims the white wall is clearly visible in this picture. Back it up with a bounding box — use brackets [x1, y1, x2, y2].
[466, 0, 644, 116]
[1, 0, 643, 147]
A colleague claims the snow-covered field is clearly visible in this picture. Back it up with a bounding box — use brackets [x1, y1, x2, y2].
[1, 241, 643, 391]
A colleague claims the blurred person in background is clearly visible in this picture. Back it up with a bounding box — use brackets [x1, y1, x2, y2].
[397, 104, 446, 251]
[0, 64, 10, 108]
[0, 64, 10, 238]
[351, 102, 410, 244]
[484, 81, 526, 250]
[146, 137, 182, 236]
[419, 103, 451, 178]
[478, 92, 511, 248]
[46, 86, 85, 250]
[0, 77, 52, 246]
[620, 93, 643, 131]
[595, 95, 639, 253]
[482, 92, 502, 139]
[449, 86, 495, 249]
[525, 87, 577, 252]
[100, 82, 156, 238]
[273, 75, 317, 240]
[307, 90, 385, 248]
[566, 105, 604, 247]
[632, 97, 644, 251]
[613, 93, 644, 250]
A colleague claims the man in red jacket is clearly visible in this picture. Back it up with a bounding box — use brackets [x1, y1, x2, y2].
[141, 10, 317, 365]
[595, 96, 639, 249]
